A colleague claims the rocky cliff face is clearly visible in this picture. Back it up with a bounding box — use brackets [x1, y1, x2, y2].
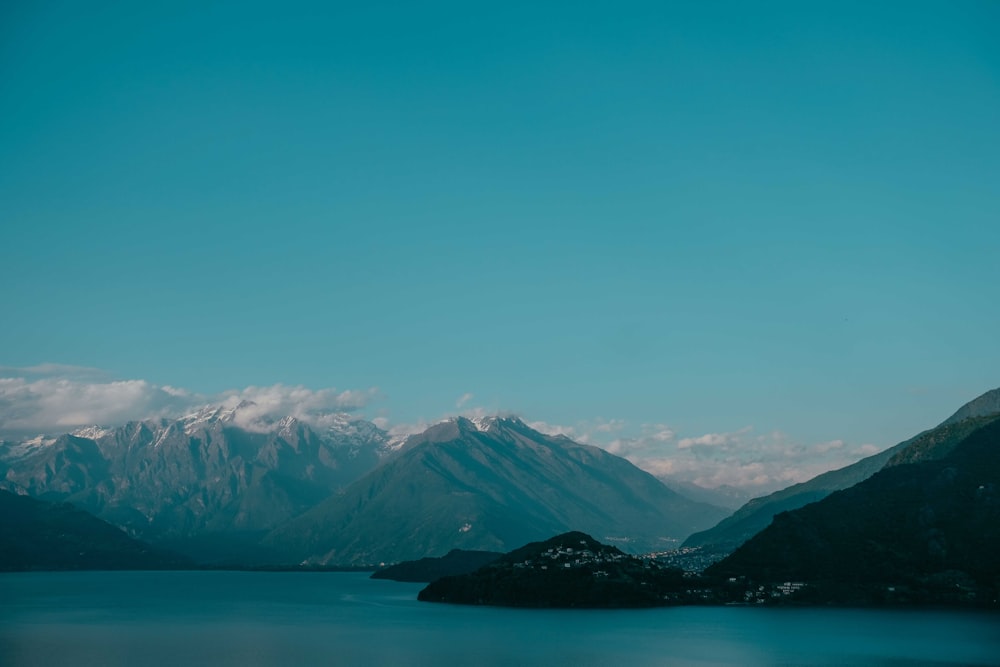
[0, 403, 389, 562]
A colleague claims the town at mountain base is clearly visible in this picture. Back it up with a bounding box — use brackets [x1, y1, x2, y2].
[417, 532, 691, 608]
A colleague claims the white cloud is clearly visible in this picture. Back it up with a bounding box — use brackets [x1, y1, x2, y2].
[639, 426, 889, 493]
[526, 416, 890, 494]
[0, 367, 378, 436]
[594, 418, 626, 433]
[646, 424, 676, 442]
[526, 420, 579, 439]
[532, 417, 627, 445]
[677, 426, 752, 450]
[814, 439, 845, 454]
[852, 443, 881, 457]
[455, 392, 474, 409]
[0, 377, 195, 435]
[215, 384, 379, 432]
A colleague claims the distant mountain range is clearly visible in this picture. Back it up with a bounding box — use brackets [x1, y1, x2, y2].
[685, 388, 1000, 552]
[0, 410, 726, 567]
[0, 402, 393, 563]
[262, 416, 728, 565]
[4, 388, 996, 581]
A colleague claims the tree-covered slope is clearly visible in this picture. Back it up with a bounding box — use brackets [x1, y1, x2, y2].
[685, 388, 1000, 551]
[418, 531, 688, 608]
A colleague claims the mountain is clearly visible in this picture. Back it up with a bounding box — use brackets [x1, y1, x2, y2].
[262, 416, 728, 565]
[940, 387, 1000, 426]
[684, 387, 1000, 551]
[417, 531, 690, 608]
[371, 549, 503, 582]
[0, 490, 189, 571]
[0, 403, 390, 563]
[707, 412, 1000, 605]
[682, 442, 906, 550]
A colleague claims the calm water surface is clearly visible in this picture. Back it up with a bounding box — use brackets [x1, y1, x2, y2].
[1, 571, 998, 666]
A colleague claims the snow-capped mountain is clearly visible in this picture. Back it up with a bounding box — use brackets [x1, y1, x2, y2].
[0, 403, 391, 563]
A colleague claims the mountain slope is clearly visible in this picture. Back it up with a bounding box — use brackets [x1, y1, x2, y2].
[0, 490, 188, 571]
[684, 387, 1000, 550]
[683, 443, 903, 550]
[707, 415, 1000, 600]
[941, 387, 1000, 426]
[263, 417, 727, 565]
[0, 404, 389, 562]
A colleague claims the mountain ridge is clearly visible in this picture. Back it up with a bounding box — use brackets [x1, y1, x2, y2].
[706, 414, 1000, 604]
[262, 416, 728, 565]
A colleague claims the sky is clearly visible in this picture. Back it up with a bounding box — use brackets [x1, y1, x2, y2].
[2, 1, 999, 492]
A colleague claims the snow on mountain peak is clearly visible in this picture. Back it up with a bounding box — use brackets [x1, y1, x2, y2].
[1, 434, 57, 461]
[455, 414, 525, 434]
[469, 416, 495, 432]
[72, 426, 112, 440]
[181, 405, 227, 434]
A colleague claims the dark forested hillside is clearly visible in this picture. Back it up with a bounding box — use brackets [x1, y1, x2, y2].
[707, 417, 1000, 603]
[685, 389, 1000, 552]
[0, 490, 189, 571]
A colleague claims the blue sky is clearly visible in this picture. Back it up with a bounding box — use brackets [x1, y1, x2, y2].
[2, 1, 998, 489]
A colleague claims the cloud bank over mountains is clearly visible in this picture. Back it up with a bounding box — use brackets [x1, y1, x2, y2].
[0, 366, 376, 436]
[526, 418, 881, 492]
[0, 365, 884, 492]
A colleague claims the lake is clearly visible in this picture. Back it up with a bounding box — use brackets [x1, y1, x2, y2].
[1, 571, 997, 666]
